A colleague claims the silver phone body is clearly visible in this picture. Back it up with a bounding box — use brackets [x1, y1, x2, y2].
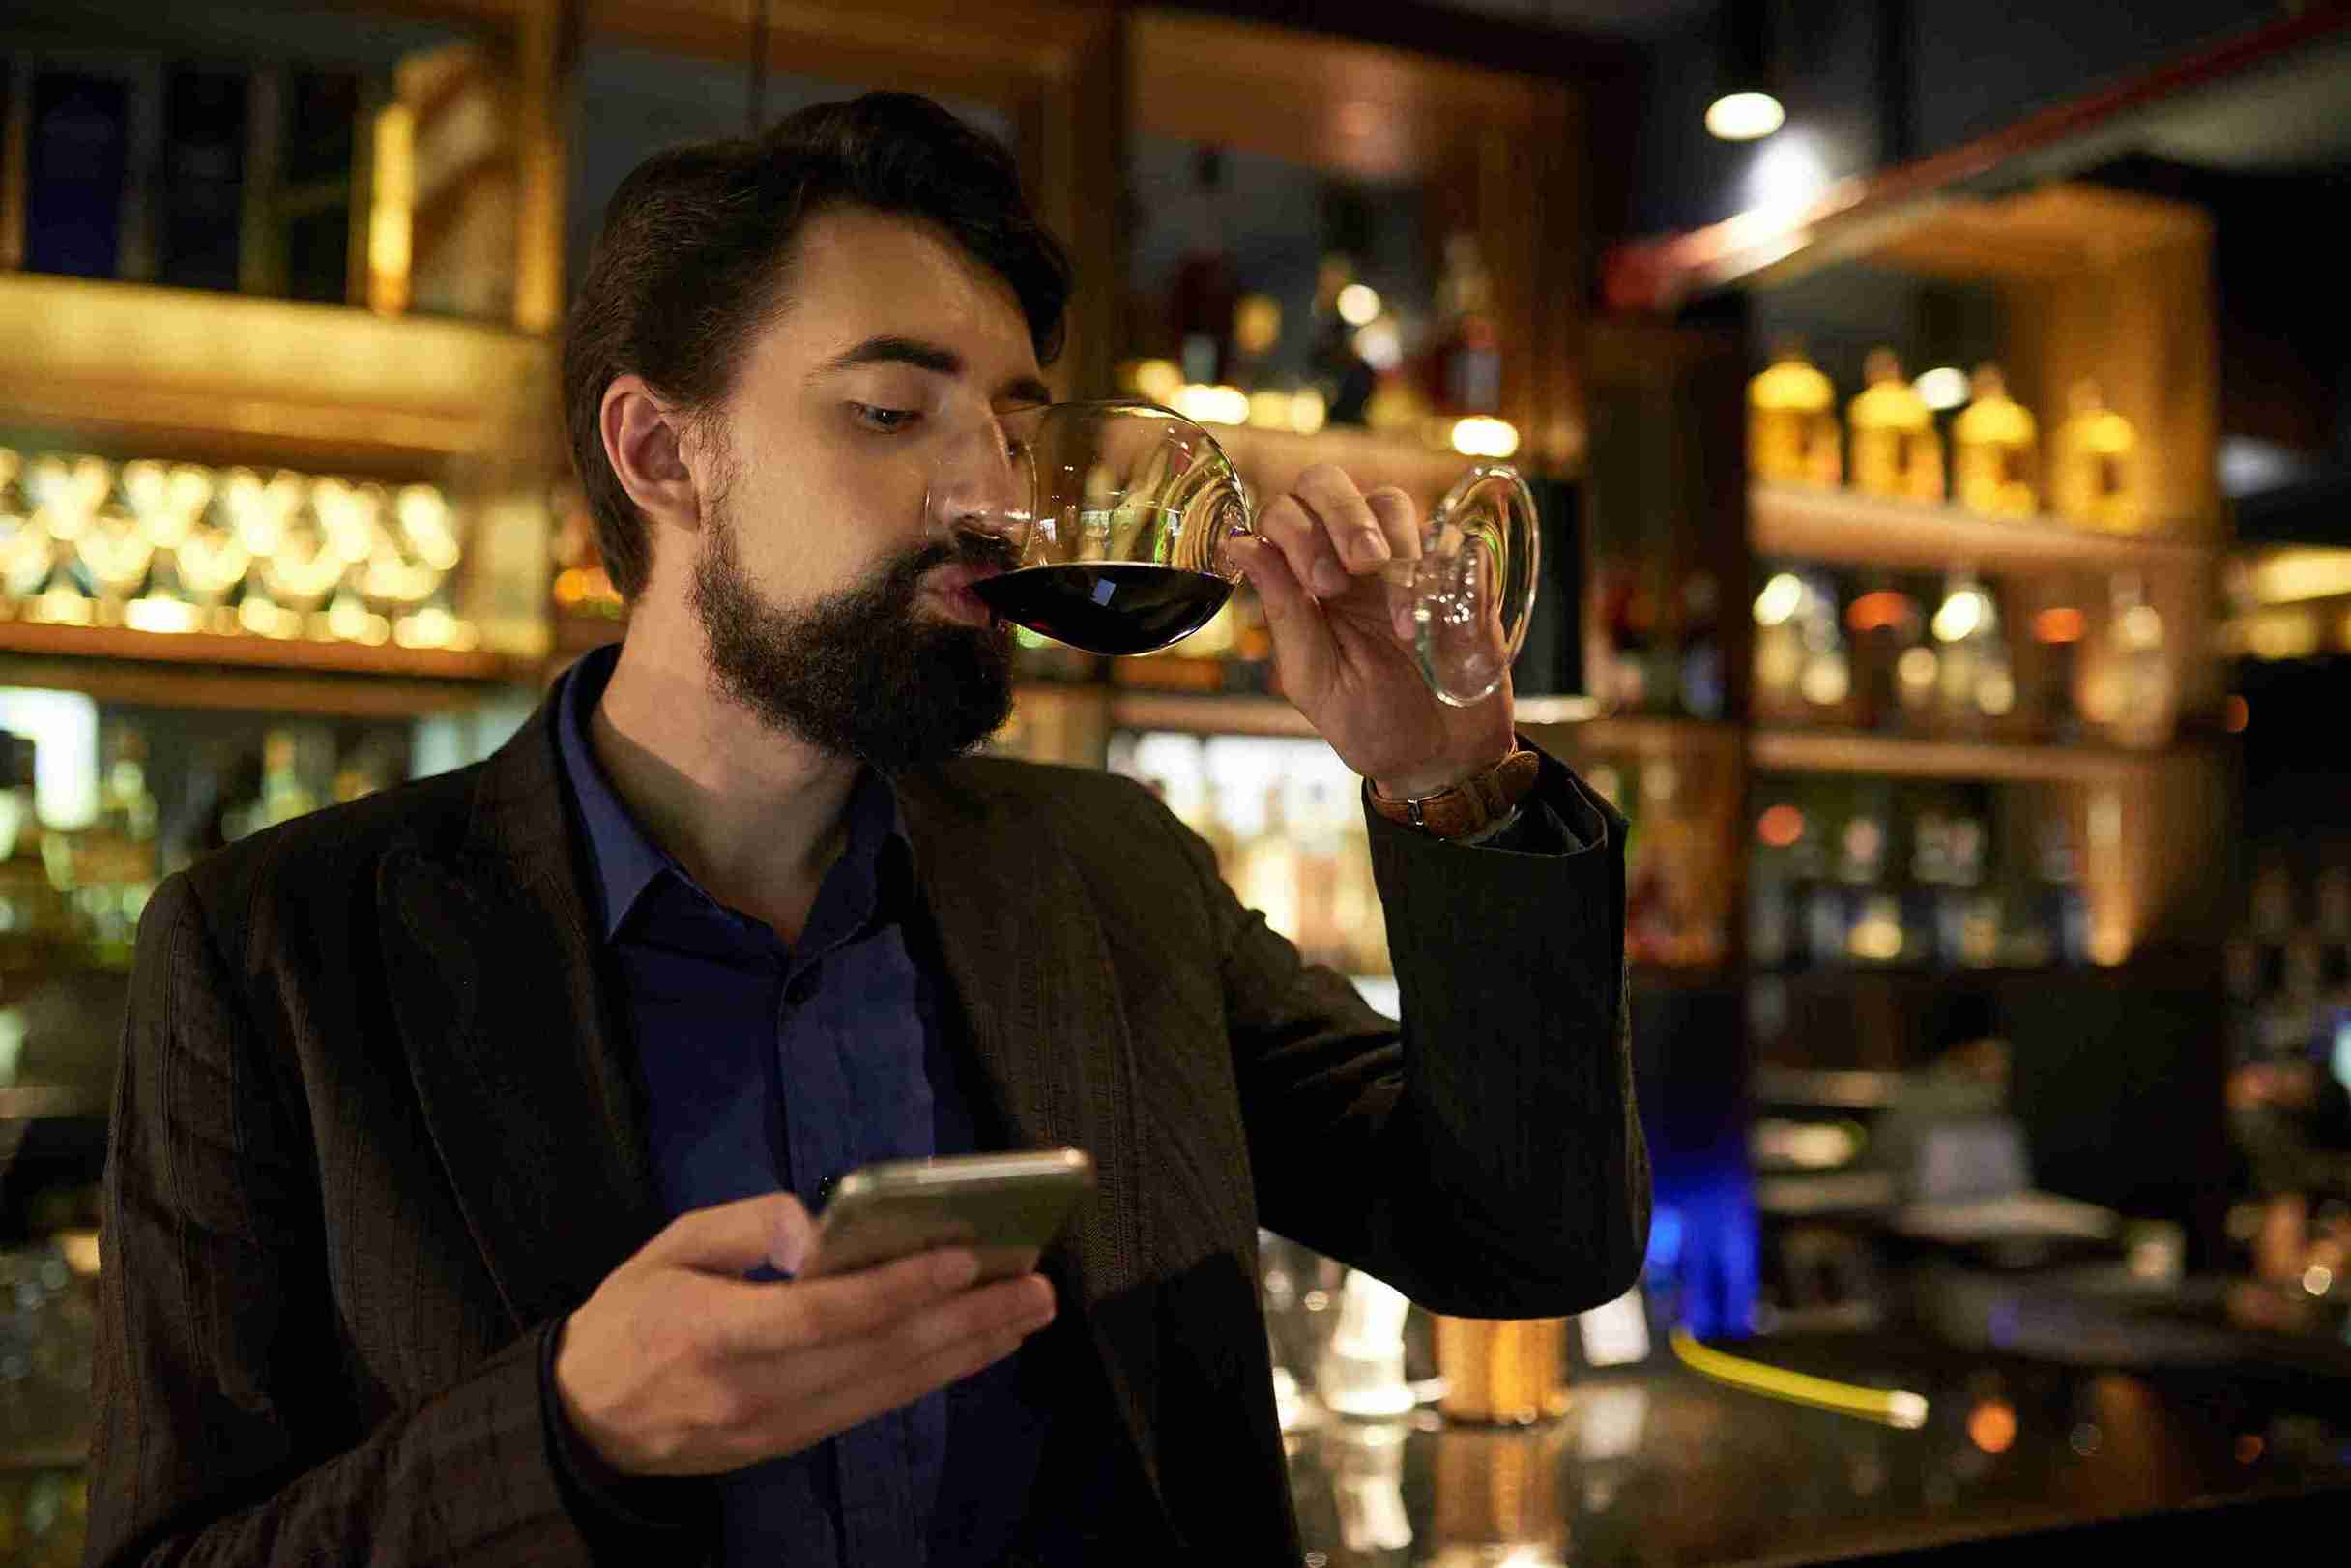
[800, 1147, 1094, 1282]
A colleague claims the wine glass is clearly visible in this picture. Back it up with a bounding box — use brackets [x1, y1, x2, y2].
[964, 401, 1538, 707]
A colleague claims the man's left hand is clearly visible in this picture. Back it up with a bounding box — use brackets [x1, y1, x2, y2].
[1233, 463, 1515, 799]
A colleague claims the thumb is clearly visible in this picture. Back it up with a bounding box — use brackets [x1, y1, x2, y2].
[641, 1190, 814, 1277]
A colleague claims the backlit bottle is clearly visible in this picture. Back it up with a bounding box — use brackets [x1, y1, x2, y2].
[2052, 380, 2140, 532]
[1748, 342, 1842, 489]
[1951, 364, 2038, 518]
[1847, 349, 1943, 503]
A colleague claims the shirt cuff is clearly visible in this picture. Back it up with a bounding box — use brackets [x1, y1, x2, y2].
[539, 1315, 713, 1536]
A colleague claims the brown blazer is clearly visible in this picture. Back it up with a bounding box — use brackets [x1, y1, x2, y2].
[85, 697, 1645, 1565]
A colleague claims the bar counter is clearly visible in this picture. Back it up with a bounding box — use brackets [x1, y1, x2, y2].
[1284, 1325, 2351, 1565]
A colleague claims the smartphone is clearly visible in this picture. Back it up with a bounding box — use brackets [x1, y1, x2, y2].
[799, 1147, 1094, 1283]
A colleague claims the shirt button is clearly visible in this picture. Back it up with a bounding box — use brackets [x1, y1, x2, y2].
[815, 1173, 841, 1209]
[784, 972, 818, 1007]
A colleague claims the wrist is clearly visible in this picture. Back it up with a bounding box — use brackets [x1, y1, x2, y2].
[1373, 747, 1515, 802]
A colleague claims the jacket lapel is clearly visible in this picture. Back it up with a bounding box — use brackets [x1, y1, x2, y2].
[896, 766, 1164, 1506]
[380, 705, 665, 1334]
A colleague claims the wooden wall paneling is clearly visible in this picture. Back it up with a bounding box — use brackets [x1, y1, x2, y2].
[1998, 218, 2220, 539]
[513, 0, 571, 332]
[1014, 6, 1124, 401]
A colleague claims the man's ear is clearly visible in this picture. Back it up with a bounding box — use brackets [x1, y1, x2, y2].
[600, 375, 707, 536]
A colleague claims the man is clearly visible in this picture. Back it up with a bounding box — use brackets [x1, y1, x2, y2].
[86, 93, 1646, 1565]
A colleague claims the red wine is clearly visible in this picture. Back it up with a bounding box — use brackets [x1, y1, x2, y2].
[972, 564, 1234, 656]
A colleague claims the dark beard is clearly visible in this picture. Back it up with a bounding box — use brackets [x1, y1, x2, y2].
[689, 510, 1018, 775]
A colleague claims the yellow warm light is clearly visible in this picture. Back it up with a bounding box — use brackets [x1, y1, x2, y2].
[1931, 588, 1989, 644]
[122, 596, 202, 635]
[1754, 571, 1804, 627]
[1705, 90, 1785, 141]
[1289, 387, 1328, 435]
[1336, 283, 1381, 327]
[1450, 416, 1520, 459]
[2244, 609, 2322, 660]
[368, 104, 416, 316]
[2249, 548, 2351, 605]
[1170, 384, 1249, 426]
[1246, 389, 1292, 430]
[1129, 358, 1183, 404]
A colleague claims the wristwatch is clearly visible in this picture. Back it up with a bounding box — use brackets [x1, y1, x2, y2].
[1367, 746, 1542, 840]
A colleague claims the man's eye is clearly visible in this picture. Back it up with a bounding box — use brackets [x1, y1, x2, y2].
[851, 403, 919, 433]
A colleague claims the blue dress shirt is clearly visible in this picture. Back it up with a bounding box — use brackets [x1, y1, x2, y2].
[546, 643, 1048, 1566]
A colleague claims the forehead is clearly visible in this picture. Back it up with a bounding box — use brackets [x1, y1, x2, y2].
[755, 204, 1041, 381]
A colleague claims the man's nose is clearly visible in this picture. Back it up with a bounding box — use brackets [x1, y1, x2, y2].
[926, 415, 1031, 543]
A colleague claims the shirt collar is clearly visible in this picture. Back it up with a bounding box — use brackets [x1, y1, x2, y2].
[552, 641, 911, 942]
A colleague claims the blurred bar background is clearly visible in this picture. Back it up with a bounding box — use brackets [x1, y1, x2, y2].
[3, 1, 2350, 1560]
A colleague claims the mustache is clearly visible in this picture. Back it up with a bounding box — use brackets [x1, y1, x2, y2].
[911, 528, 1022, 579]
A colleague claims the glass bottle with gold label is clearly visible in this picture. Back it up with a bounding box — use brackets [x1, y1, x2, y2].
[1748, 341, 1842, 488]
[2052, 380, 2140, 532]
[1951, 364, 2038, 517]
[1847, 349, 1944, 503]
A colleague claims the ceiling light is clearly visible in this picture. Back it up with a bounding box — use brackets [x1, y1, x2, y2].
[1706, 90, 1785, 141]
[1706, 0, 1783, 142]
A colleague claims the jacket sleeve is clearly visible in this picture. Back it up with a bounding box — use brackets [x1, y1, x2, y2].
[83, 874, 706, 1568]
[1183, 742, 1649, 1318]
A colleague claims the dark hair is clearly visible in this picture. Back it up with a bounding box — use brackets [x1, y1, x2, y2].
[562, 92, 1072, 600]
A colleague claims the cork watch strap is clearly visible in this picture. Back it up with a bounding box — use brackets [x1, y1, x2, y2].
[1367, 746, 1542, 839]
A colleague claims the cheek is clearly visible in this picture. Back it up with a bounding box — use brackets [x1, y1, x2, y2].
[720, 453, 925, 599]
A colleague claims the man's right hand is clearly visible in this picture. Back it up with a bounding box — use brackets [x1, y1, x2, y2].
[552, 1191, 1056, 1477]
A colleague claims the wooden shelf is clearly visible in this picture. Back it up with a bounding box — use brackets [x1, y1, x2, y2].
[1750, 484, 2214, 575]
[0, 620, 531, 716]
[1108, 690, 1317, 738]
[1526, 711, 1738, 756]
[0, 274, 552, 470]
[1749, 727, 2165, 783]
[1100, 689, 1605, 739]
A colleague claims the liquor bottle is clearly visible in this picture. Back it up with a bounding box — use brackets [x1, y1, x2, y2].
[1846, 349, 1944, 503]
[1166, 147, 1240, 387]
[1910, 795, 1949, 963]
[1306, 253, 1378, 428]
[1930, 571, 2010, 734]
[1425, 233, 1502, 417]
[1676, 570, 1727, 720]
[2036, 814, 2093, 968]
[1801, 786, 1849, 969]
[1940, 797, 2002, 969]
[1951, 363, 2038, 518]
[1845, 576, 1922, 732]
[1235, 780, 1301, 948]
[1747, 341, 1842, 488]
[2028, 598, 2088, 742]
[23, 71, 133, 279]
[158, 68, 249, 292]
[1599, 561, 1657, 713]
[1841, 788, 1902, 965]
[1749, 800, 1798, 972]
[1229, 293, 1284, 405]
[1754, 568, 1851, 724]
[1751, 568, 1805, 724]
[2103, 572, 2175, 749]
[2051, 381, 2140, 533]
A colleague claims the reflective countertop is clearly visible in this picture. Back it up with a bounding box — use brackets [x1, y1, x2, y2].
[1283, 1327, 2351, 1566]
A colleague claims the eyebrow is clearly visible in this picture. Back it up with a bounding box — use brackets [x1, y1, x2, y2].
[815, 334, 1052, 408]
